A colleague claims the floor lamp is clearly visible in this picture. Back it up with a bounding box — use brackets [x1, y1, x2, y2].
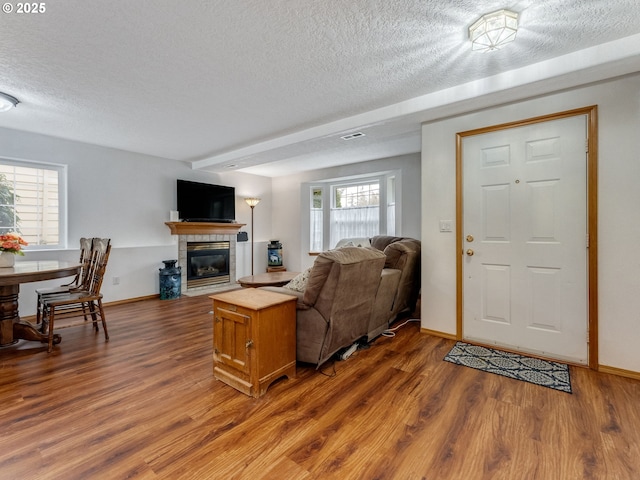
[244, 197, 261, 275]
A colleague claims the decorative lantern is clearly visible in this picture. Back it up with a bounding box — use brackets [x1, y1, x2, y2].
[267, 240, 283, 268]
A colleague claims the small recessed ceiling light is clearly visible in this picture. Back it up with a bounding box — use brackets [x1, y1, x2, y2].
[340, 132, 366, 141]
[469, 9, 519, 52]
[0, 92, 19, 112]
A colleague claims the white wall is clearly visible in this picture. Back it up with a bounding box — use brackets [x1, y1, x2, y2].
[271, 153, 421, 272]
[421, 73, 640, 372]
[0, 127, 271, 316]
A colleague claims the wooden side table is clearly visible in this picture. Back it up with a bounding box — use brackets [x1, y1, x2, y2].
[267, 266, 287, 273]
[210, 288, 296, 397]
[237, 271, 299, 288]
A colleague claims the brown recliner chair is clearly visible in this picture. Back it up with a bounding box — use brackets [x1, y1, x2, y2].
[323, 235, 421, 341]
[368, 236, 421, 338]
[263, 246, 386, 366]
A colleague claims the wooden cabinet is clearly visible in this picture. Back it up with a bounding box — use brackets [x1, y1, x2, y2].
[210, 288, 296, 397]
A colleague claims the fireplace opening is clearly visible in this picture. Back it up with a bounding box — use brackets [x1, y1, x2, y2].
[187, 241, 230, 288]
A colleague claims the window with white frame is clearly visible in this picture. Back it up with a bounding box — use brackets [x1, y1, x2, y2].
[309, 173, 397, 252]
[310, 187, 323, 252]
[330, 180, 380, 243]
[0, 159, 67, 249]
[386, 175, 396, 237]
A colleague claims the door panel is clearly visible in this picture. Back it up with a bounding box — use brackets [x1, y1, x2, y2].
[482, 184, 511, 241]
[481, 264, 510, 324]
[462, 115, 588, 364]
[528, 266, 561, 331]
[214, 306, 250, 373]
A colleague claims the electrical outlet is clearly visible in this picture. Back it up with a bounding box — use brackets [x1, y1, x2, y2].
[112, 276, 120, 285]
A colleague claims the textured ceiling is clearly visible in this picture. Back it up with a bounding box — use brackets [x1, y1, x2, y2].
[1, 0, 640, 176]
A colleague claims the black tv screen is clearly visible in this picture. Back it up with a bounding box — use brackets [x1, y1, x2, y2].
[177, 180, 236, 222]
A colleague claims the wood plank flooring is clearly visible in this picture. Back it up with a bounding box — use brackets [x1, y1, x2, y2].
[1, 295, 640, 479]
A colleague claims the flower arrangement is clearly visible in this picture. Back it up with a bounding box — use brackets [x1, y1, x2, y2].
[0, 232, 28, 255]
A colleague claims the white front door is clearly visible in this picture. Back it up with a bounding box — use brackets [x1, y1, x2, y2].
[462, 115, 588, 364]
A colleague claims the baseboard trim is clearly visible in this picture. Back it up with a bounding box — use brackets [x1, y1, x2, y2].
[418, 330, 640, 380]
[420, 328, 458, 341]
[598, 365, 640, 381]
[20, 294, 161, 324]
[105, 294, 160, 307]
[28, 294, 640, 382]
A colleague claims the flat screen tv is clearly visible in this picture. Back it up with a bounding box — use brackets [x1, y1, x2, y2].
[177, 180, 236, 222]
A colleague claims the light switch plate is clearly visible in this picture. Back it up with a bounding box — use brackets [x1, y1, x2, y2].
[439, 220, 453, 232]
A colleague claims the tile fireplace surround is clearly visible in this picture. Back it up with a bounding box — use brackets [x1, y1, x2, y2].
[165, 222, 245, 295]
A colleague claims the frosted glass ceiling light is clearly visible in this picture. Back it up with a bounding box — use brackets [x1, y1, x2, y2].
[0, 92, 19, 112]
[469, 9, 519, 52]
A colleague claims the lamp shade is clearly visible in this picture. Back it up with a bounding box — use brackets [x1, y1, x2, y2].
[244, 197, 261, 207]
[469, 9, 518, 52]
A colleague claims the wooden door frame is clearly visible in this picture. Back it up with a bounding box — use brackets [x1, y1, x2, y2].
[455, 106, 599, 369]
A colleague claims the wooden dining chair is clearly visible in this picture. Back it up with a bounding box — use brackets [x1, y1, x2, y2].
[36, 237, 94, 326]
[41, 238, 111, 353]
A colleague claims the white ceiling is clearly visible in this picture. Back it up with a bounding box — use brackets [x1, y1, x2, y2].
[2, 0, 640, 177]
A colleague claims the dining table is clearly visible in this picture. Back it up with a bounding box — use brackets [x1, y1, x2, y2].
[0, 260, 81, 347]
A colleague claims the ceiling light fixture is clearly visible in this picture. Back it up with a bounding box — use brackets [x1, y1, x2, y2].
[0, 92, 19, 112]
[469, 9, 519, 52]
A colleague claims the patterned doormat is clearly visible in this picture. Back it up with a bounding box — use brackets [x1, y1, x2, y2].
[444, 342, 572, 393]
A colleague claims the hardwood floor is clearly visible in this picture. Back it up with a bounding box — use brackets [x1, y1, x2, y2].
[1, 295, 639, 480]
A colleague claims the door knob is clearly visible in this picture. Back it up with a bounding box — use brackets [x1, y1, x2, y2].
[466, 249, 474, 256]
